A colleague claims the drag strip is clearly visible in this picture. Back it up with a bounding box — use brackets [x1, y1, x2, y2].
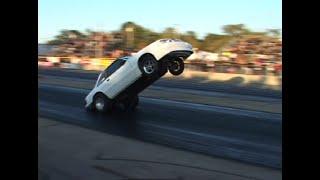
[38, 83, 282, 169]
[38, 68, 282, 98]
[40, 74, 282, 104]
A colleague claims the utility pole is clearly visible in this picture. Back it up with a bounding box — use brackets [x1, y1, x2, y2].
[95, 33, 98, 58]
[125, 26, 134, 50]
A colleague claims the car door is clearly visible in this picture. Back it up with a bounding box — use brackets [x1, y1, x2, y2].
[98, 58, 128, 98]
[107, 58, 137, 98]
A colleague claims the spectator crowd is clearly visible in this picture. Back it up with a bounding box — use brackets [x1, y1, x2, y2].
[39, 31, 282, 76]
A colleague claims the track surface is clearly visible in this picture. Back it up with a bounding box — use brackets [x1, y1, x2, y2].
[39, 76, 282, 169]
[38, 68, 282, 98]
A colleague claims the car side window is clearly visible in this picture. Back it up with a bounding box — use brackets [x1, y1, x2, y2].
[105, 58, 126, 77]
[97, 58, 126, 86]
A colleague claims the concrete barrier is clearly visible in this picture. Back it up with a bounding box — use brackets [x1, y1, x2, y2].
[39, 56, 281, 89]
[164, 70, 282, 89]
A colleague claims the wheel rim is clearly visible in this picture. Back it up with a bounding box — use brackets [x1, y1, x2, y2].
[143, 59, 156, 74]
[171, 60, 181, 72]
[95, 97, 105, 111]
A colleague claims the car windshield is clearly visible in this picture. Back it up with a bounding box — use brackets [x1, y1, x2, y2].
[120, 56, 130, 61]
[159, 39, 182, 43]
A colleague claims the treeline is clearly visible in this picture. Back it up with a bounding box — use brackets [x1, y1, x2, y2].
[47, 21, 281, 53]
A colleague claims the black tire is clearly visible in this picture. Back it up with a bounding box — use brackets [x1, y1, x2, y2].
[168, 57, 184, 76]
[139, 54, 159, 77]
[93, 93, 113, 113]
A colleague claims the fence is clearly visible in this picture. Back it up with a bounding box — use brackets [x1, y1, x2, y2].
[184, 61, 281, 76]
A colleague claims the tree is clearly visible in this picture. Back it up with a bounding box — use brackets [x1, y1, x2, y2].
[120, 21, 161, 50]
[47, 30, 86, 45]
[120, 21, 136, 31]
[222, 24, 249, 37]
[181, 31, 200, 48]
[161, 27, 179, 39]
[201, 33, 233, 52]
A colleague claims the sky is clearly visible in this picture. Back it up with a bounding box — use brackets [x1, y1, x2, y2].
[38, 0, 282, 43]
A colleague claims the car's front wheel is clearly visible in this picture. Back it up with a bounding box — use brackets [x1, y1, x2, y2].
[93, 93, 113, 113]
[139, 54, 159, 77]
[168, 57, 184, 76]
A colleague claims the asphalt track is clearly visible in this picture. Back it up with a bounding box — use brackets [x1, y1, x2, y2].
[38, 68, 282, 99]
[38, 72, 282, 169]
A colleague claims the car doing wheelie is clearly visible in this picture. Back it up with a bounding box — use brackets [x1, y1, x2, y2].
[85, 39, 193, 113]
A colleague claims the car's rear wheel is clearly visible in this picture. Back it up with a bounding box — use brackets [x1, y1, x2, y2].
[93, 93, 112, 113]
[168, 57, 184, 76]
[139, 54, 159, 77]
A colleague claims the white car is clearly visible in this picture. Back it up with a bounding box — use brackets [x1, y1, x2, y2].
[85, 39, 193, 112]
